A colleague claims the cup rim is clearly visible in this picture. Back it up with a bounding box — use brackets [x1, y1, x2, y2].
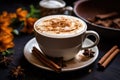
[34, 15, 87, 38]
[39, 0, 66, 9]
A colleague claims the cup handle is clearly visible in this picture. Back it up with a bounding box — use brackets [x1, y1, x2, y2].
[81, 30, 100, 49]
[63, 6, 73, 15]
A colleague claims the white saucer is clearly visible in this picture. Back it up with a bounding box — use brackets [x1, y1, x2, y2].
[24, 38, 99, 72]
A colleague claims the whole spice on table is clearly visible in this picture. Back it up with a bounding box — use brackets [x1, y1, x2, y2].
[9, 66, 25, 80]
[98, 45, 120, 69]
[0, 55, 13, 68]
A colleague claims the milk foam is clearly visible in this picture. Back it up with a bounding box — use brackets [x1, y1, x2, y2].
[40, 0, 65, 8]
[35, 15, 87, 38]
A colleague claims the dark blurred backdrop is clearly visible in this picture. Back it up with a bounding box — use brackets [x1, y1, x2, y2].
[0, 0, 77, 12]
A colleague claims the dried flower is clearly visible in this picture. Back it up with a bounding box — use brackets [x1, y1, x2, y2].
[16, 8, 28, 21]
[0, 5, 39, 53]
[0, 11, 15, 52]
[21, 17, 37, 33]
[15, 7, 38, 33]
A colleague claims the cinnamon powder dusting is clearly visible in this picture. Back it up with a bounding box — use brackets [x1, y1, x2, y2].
[36, 16, 82, 34]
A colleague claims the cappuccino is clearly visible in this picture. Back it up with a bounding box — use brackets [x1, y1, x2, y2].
[34, 15, 99, 60]
[35, 15, 86, 38]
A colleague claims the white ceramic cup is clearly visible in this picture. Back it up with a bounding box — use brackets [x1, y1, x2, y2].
[34, 15, 100, 61]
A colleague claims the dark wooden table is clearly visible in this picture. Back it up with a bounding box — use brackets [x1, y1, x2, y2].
[0, 0, 120, 80]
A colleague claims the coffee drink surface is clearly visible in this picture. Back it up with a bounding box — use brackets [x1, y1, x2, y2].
[35, 15, 86, 38]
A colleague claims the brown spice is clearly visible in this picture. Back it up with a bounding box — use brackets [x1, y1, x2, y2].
[46, 56, 66, 68]
[95, 20, 112, 27]
[113, 18, 120, 28]
[87, 12, 120, 29]
[37, 16, 81, 34]
[98, 45, 120, 69]
[83, 49, 95, 58]
[0, 56, 12, 67]
[98, 45, 118, 65]
[95, 12, 118, 19]
[10, 66, 24, 79]
[32, 47, 61, 72]
[101, 49, 120, 68]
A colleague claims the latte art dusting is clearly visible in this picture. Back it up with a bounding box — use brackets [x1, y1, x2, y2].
[36, 16, 83, 34]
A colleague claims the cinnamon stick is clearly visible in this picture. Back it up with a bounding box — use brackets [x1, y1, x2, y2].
[32, 47, 61, 72]
[96, 12, 118, 19]
[101, 48, 120, 68]
[98, 45, 118, 65]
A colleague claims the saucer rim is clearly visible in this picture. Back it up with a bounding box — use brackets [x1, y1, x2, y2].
[24, 37, 99, 72]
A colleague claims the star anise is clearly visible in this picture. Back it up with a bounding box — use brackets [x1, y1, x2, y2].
[0, 55, 12, 68]
[9, 66, 24, 80]
[83, 49, 95, 58]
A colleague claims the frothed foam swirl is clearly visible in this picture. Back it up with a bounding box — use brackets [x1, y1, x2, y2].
[40, 0, 65, 8]
[35, 15, 86, 38]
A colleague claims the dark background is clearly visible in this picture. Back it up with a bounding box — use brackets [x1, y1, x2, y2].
[0, 0, 77, 11]
[0, 0, 120, 80]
